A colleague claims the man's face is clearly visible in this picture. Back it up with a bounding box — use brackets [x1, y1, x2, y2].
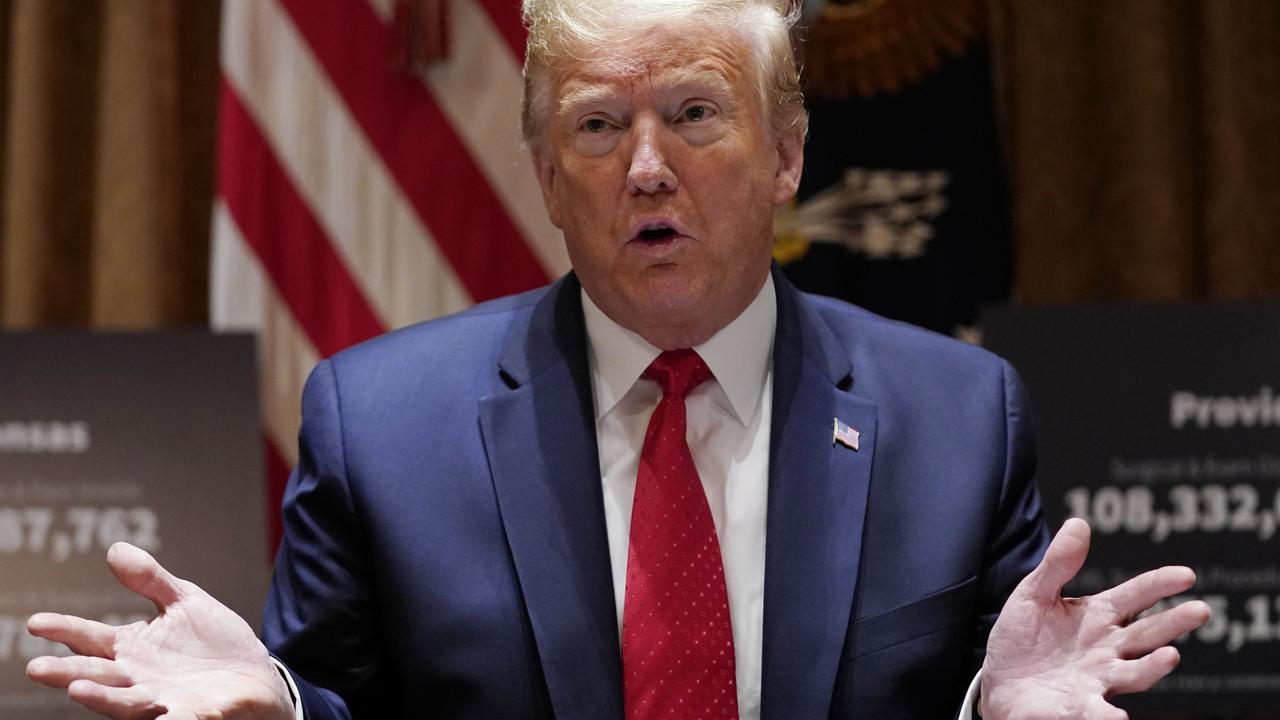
[532, 24, 803, 349]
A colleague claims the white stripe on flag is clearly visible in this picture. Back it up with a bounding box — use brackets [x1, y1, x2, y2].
[366, 0, 396, 21]
[211, 199, 266, 332]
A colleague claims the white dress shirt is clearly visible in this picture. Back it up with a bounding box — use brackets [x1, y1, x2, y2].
[582, 275, 776, 720]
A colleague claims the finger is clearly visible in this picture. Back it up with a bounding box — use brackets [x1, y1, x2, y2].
[27, 655, 132, 689]
[1085, 696, 1128, 720]
[68, 679, 162, 720]
[27, 613, 118, 658]
[1107, 645, 1181, 696]
[1100, 565, 1197, 621]
[1118, 600, 1210, 657]
[1021, 517, 1091, 604]
[107, 542, 185, 611]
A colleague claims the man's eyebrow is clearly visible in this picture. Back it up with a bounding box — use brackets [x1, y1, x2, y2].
[652, 67, 734, 97]
[558, 83, 623, 117]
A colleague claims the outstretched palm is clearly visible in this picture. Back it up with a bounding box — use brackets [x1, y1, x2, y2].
[981, 519, 1210, 720]
[26, 543, 292, 720]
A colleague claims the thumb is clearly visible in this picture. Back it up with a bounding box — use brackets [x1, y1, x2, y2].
[106, 542, 185, 612]
[1021, 517, 1091, 605]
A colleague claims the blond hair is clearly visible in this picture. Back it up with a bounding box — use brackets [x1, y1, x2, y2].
[520, 0, 806, 150]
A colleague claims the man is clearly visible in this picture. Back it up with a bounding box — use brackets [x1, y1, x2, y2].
[26, 0, 1208, 718]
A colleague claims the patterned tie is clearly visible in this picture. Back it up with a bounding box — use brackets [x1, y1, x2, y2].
[622, 349, 738, 719]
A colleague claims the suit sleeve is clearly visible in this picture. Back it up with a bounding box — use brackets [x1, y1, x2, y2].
[968, 360, 1052, 675]
[261, 359, 393, 720]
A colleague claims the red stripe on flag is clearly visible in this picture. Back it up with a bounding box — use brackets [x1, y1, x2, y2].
[473, 0, 527, 62]
[279, 0, 551, 302]
[264, 435, 291, 556]
[217, 79, 386, 357]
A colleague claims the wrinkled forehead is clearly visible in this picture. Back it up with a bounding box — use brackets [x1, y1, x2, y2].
[548, 23, 753, 104]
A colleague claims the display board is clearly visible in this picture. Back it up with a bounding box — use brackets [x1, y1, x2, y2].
[0, 332, 267, 718]
[984, 303, 1280, 717]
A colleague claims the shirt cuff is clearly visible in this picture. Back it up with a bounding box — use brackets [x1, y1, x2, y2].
[269, 656, 306, 720]
[957, 669, 982, 720]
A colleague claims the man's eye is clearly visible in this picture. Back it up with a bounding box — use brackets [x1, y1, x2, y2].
[681, 105, 710, 122]
[581, 118, 609, 133]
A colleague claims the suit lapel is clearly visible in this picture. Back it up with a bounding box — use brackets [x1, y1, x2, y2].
[760, 272, 877, 720]
[479, 275, 624, 720]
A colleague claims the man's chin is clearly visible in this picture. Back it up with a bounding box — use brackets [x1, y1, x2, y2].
[620, 293, 723, 350]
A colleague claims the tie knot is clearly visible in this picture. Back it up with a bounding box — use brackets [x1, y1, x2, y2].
[644, 349, 711, 399]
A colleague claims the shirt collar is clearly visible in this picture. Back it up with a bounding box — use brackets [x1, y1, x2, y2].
[582, 273, 776, 424]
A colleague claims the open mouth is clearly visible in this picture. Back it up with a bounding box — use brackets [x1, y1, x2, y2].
[635, 223, 678, 242]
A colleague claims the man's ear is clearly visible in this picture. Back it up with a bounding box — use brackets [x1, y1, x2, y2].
[532, 148, 564, 229]
[771, 127, 805, 206]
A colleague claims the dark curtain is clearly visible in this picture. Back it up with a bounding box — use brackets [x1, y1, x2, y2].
[0, 0, 220, 328]
[990, 0, 1280, 303]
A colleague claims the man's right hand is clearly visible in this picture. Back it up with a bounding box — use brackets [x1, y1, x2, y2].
[26, 542, 295, 720]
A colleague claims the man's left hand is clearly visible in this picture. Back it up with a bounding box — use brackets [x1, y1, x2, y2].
[980, 518, 1210, 720]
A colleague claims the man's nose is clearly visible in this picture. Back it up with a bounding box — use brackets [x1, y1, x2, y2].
[625, 119, 677, 195]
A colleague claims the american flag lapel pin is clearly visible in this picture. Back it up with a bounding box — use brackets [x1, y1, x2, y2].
[832, 418, 860, 451]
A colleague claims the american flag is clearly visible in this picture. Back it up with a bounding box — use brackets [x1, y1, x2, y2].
[832, 418, 860, 451]
[211, 0, 569, 547]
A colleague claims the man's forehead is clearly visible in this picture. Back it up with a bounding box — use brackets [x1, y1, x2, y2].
[553, 22, 749, 93]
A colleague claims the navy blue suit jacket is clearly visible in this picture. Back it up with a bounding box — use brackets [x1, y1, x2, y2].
[262, 268, 1049, 719]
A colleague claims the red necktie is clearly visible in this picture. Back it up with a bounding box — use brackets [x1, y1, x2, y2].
[622, 349, 738, 719]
